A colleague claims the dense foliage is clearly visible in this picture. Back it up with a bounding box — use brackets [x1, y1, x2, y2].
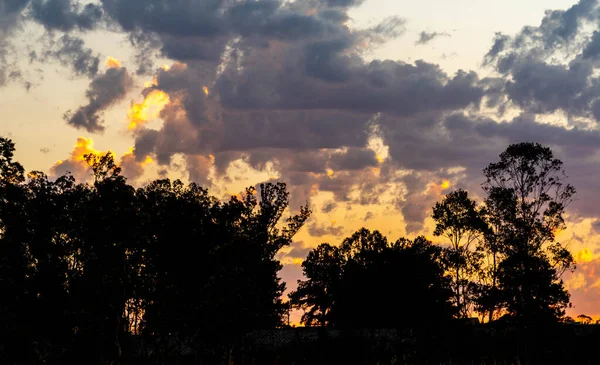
[0, 137, 310, 364]
[0, 138, 580, 364]
[292, 142, 576, 327]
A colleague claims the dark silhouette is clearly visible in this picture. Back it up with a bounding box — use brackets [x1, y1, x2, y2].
[481, 142, 575, 324]
[290, 229, 455, 329]
[0, 137, 591, 364]
[432, 189, 486, 318]
[0, 137, 311, 364]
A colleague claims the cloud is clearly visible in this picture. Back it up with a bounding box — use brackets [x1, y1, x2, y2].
[30, 0, 103, 32]
[0, 0, 29, 87]
[415, 31, 450, 45]
[51, 137, 149, 183]
[42, 35, 100, 78]
[64, 58, 134, 132]
[565, 257, 600, 318]
[11, 0, 600, 271]
[50, 136, 100, 181]
[288, 241, 312, 260]
[119, 148, 153, 182]
[308, 222, 345, 237]
[321, 200, 337, 213]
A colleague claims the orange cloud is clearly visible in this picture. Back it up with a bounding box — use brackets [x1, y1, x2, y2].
[128, 89, 170, 130]
[565, 257, 600, 320]
[50, 137, 106, 181]
[577, 248, 594, 263]
[119, 148, 153, 182]
[105, 56, 122, 69]
[51, 138, 152, 182]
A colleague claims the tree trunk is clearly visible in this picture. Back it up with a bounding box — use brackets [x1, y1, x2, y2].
[456, 262, 460, 317]
[488, 252, 496, 323]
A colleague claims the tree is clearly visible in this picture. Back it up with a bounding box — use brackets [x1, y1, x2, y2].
[290, 229, 455, 329]
[577, 314, 592, 325]
[482, 142, 575, 323]
[289, 243, 343, 326]
[432, 189, 485, 318]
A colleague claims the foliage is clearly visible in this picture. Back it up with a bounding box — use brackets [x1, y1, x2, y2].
[0, 138, 310, 363]
[432, 189, 486, 318]
[290, 229, 455, 328]
[481, 142, 575, 323]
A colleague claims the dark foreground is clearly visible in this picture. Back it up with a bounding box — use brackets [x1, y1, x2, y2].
[4, 324, 595, 365]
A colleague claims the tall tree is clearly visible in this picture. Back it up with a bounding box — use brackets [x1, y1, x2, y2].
[432, 189, 485, 318]
[482, 142, 575, 323]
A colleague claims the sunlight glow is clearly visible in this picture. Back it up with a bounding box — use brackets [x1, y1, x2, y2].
[105, 56, 121, 69]
[128, 90, 170, 130]
[577, 248, 594, 263]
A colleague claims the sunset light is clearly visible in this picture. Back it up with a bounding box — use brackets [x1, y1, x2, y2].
[4, 0, 600, 363]
[105, 56, 121, 69]
[127, 90, 170, 129]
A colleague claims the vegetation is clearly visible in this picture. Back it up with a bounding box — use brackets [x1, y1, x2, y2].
[291, 142, 575, 328]
[0, 138, 585, 364]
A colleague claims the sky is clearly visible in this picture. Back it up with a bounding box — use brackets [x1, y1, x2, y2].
[3, 0, 600, 323]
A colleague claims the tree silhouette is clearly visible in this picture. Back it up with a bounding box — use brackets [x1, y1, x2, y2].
[482, 142, 575, 323]
[290, 229, 454, 329]
[0, 138, 311, 363]
[289, 243, 343, 326]
[577, 314, 592, 325]
[432, 189, 485, 318]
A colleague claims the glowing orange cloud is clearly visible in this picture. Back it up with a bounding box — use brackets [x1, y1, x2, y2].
[144, 76, 158, 88]
[577, 248, 594, 263]
[105, 56, 122, 69]
[50, 137, 113, 181]
[128, 90, 170, 130]
[70, 136, 101, 161]
[441, 180, 450, 189]
[203, 85, 209, 96]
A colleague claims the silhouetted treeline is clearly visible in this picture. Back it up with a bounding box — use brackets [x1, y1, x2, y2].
[0, 137, 310, 364]
[0, 138, 581, 364]
[291, 142, 575, 328]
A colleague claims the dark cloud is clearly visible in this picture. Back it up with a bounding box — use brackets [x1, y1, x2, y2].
[363, 211, 374, 221]
[119, 152, 145, 182]
[9, 0, 600, 234]
[321, 0, 366, 7]
[31, 0, 103, 31]
[593, 221, 600, 234]
[321, 200, 337, 213]
[0, 0, 30, 87]
[308, 222, 344, 237]
[287, 241, 312, 259]
[416, 31, 450, 45]
[42, 35, 100, 78]
[581, 31, 600, 60]
[186, 155, 213, 187]
[330, 148, 378, 170]
[64, 65, 133, 132]
[40, 147, 50, 153]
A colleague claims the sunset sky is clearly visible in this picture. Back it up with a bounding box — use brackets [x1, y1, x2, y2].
[3, 0, 600, 322]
